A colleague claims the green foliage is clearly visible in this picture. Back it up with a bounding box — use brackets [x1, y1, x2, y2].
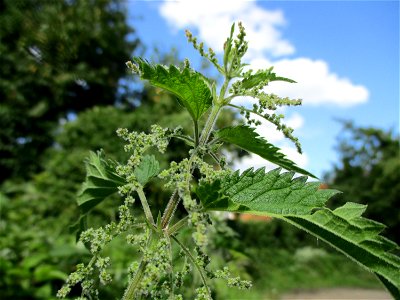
[129, 57, 213, 122]
[0, 101, 194, 299]
[133, 155, 161, 186]
[198, 168, 400, 294]
[55, 22, 400, 300]
[197, 168, 335, 214]
[215, 126, 315, 177]
[285, 204, 400, 298]
[77, 150, 126, 215]
[212, 219, 384, 298]
[0, 0, 138, 181]
[326, 121, 400, 244]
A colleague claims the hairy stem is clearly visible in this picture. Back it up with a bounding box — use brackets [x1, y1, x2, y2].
[171, 236, 211, 298]
[194, 120, 199, 147]
[123, 231, 155, 300]
[167, 216, 189, 236]
[170, 134, 195, 146]
[198, 103, 222, 146]
[137, 186, 155, 225]
[163, 233, 175, 298]
[218, 78, 230, 104]
[161, 190, 178, 229]
[123, 259, 148, 300]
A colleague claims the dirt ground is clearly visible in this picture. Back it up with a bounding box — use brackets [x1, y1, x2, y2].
[280, 288, 392, 300]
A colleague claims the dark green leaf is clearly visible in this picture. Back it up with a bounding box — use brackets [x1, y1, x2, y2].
[134, 155, 160, 186]
[132, 57, 212, 121]
[285, 205, 400, 296]
[77, 150, 126, 215]
[198, 168, 335, 215]
[215, 125, 315, 178]
[198, 168, 400, 297]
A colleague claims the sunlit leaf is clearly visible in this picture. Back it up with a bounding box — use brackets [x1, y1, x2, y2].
[215, 125, 315, 177]
[132, 57, 212, 122]
[197, 168, 400, 297]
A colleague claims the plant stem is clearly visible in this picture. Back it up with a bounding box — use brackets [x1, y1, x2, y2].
[161, 79, 230, 230]
[123, 259, 148, 300]
[167, 216, 189, 236]
[161, 190, 178, 229]
[171, 134, 195, 146]
[137, 186, 155, 225]
[123, 231, 158, 300]
[123, 230, 153, 300]
[218, 78, 230, 104]
[171, 236, 211, 298]
[198, 103, 222, 146]
[163, 233, 175, 298]
[194, 120, 199, 147]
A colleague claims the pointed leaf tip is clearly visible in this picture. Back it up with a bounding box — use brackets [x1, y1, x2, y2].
[216, 125, 316, 178]
[131, 57, 212, 122]
[197, 167, 400, 297]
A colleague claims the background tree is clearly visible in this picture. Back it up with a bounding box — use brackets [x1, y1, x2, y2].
[0, 0, 138, 181]
[325, 121, 400, 244]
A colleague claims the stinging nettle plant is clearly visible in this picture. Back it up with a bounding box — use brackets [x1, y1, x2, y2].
[58, 23, 400, 300]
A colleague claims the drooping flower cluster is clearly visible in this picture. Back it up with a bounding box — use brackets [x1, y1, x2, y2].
[57, 196, 136, 299]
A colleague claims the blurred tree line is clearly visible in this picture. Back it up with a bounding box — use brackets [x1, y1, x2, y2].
[0, 0, 140, 182]
[325, 122, 400, 244]
[0, 0, 398, 298]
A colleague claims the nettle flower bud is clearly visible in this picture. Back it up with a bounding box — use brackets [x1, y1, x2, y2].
[125, 61, 139, 73]
[185, 29, 193, 40]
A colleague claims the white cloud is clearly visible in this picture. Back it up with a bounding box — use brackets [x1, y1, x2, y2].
[268, 58, 369, 107]
[158, 0, 369, 107]
[159, 0, 294, 57]
[156, 0, 369, 172]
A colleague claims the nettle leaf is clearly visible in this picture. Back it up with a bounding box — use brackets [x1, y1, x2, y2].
[134, 155, 160, 186]
[215, 125, 315, 178]
[197, 168, 400, 297]
[285, 206, 400, 297]
[240, 69, 296, 89]
[197, 168, 335, 215]
[77, 150, 126, 215]
[132, 57, 212, 121]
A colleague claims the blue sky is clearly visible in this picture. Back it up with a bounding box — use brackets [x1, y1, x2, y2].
[127, 1, 399, 178]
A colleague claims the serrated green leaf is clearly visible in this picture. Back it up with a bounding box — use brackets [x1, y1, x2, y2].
[132, 57, 212, 121]
[197, 168, 400, 297]
[197, 168, 336, 215]
[215, 125, 315, 178]
[77, 150, 126, 214]
[134, 155, 160, 186]
[284, 209, 400, 297]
